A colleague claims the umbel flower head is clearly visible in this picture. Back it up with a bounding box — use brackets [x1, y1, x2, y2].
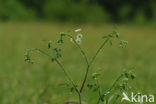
[70, 29, 83, 45]
[76, 38, 82, 45]
[76, 33, 83, 45]
[77, 34, 83, 39]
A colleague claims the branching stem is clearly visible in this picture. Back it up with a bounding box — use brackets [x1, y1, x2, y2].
[67, 34, 110, 93]
[80, 38, 110, 93]
[27, 30, 123, 104]
[34, 36, 110, 104]
[35, 48, 82, 104]
[67, 34, 89, 66]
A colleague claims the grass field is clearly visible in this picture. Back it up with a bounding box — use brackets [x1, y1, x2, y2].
[0, 22, 156, 104]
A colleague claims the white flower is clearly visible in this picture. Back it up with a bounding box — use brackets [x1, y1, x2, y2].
[76, 38, 81, 45]
[75, 29, 81, 32]
[76, 34, 83, 39]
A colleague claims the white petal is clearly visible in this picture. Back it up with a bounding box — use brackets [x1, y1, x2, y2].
[76, 38, 81, 45]
[76, 34, 83, 39]
[75, 29, 81, 32]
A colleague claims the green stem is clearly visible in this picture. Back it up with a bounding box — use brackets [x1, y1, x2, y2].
[89, 38, 109, 66]
[106, 74, 123, 93]
[96, 98, 101, 104]
[80, 38, 110, 93]
[67, 35, 89, 65]
[35, 48, 82, 104]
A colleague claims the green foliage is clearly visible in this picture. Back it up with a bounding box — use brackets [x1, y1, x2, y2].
[119, 40, 128, 48]
[118, 4, 132, 22]
[133, 9, 147, 25]
[1, 23, 156, 104]
[151, 2, 156, 24]
[25, 26, 136, 104]
[87, 67, 136, 104]
[0, 0, 156, 24]
[24, 49, 34, 64]
[0, 0, 36, 21]
[44, 0, 109, 23]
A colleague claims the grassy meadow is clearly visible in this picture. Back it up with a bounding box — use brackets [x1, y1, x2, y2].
[0, 22, 156, 104]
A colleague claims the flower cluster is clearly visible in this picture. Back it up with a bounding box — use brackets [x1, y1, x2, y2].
[70, 29, 83, 45]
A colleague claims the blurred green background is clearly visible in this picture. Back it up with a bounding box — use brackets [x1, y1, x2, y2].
[0, 0, 156, 24]
[0, 0, 156, 104]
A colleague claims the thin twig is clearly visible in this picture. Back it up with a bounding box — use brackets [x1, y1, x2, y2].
[96, 80, 103, 104]
[89, 38, 109, 66]
[66, 34, 109, 93]
[35, 48, 82, 104]
[96, 98, 101, 104]
[106, 74, 123, 93]
[66, 34, 90, 94]
[80, 38, 110, 93]
[67, 34, 89, 65]
[79, 66, 89, 93]
[55, 59, 82, 104]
